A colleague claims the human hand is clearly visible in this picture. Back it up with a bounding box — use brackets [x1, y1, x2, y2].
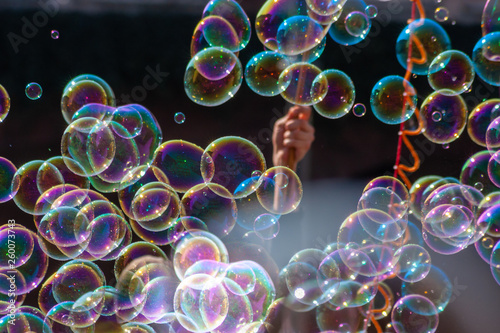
[272, 105, 315, 170]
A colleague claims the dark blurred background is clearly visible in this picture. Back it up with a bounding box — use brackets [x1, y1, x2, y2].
[0, 0, 499, 332]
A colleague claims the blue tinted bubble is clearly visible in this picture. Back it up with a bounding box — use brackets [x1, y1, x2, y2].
[473, 32, 500, 86]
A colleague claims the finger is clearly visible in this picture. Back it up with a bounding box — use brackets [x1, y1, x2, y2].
[288, 105, 312, 121]
[284, 130, 314, 143]
[284, 119, 314, 132]
[283, 138, 313, 150]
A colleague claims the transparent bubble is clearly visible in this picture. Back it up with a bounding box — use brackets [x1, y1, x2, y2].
[256, 166, 303, 215]
[279, 62, 327, 106]
[201, 136, 266, 199]
[276, 15, 326, 56]
[245, 51, 290, 97]
[191, 15, 240, 54]
[391, 295, 439, 333]
[0, 157, 16, 203]
[110, 106, 143, 139]
[61, 74, 116, 124]
[254, 213, 280, 240]
[25, 82, 42, 100]
[184, 47, 243, 107]
[468, 99, 500, 147]
[174, 112, 186, 124]
[490, 240, 500, 285]
[396, 18, 451, 75]
[328, 0, 371, 46]
[152, 140, 204, 193]
[434, 7, 449, 22]
[409, 175, 443, 219]
[420, 90, 467, 144]
[113, 242, 168, 280]
[401, 265, 452, 313]
[428, 50, 475, 95]
[224, 262, 256, 296]
[482, 0, 500, 36]
[370, 75, 417, 125]
[345, 11, 370, 37]
[0, 85, 10, 123]
[202, 0, 251, 52]
[181, 183, 237, 238]
[461, 150, 499, 195]
[51, 29, 59, 39]
[11, 160, 46, 214]
[365, 4, 378, 18]
[352, 103, 366, 117]
[255, 0, 309, 51]
[306, 0, 346, 16]
[312, 69, 355, 119]
[473, 32, 500, 86]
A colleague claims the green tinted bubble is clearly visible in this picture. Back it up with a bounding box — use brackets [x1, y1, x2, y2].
[345, 11, 370, 37]
[370, 75, 417, 125]
[174, 112, 185, 124]
[245, 51, 290, 97]
[352, 103, 366, 117]
[468, 99, 500, 147]
[276, 15, 326, 56]
[194, 16, 240, 52]
[328, 0, 371, 46]
[113, 242, 167, 280]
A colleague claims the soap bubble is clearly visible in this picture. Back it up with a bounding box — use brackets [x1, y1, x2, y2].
[279, 62, 327, 106]
[25, 82, 42, 100]
[472, 32, 500, 86]
[312, 69, 355, 119]
[428, 50, 475, 95]
[245, 51, 290, 97]
[0, 85, 10, 123]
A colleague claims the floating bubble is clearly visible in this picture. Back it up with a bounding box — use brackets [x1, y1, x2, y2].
[61, 74, 116, 124]
[396, 18, 451, 75]
[475, 234, 500, 264]
[308, 6, 343, 25]
[312, 69, 355, 119]
[0, 157, 16, 203]
[152, 140, 203, 193]
[420, 90, 468, 144]
[276, 15, 326, 56]
[110, 106, 143, 139]
[306, 0, 346, 16]
[468, 99, 500, 147]
[224, 262, 256, 296]
[0, 85, 10, 123]
[174, 112, 185, 124]
[255, 0, 309, 51]
[428, 50, 475, 95]
[345, 11, 370, 37]
[113, 242, 167, 280]
[254, 214, 280, 240]
[473, 32, 500, 86]
[391, 294, 439, 333]
[392, 245, 431, 283]
[11, 160, 46, 215]
[401, 265, 452, 313]
[365, 4, 378, 18]
[174, 274, 229, 332]
[352, 103, 366, 117]
[490, 240, 500, 285]
[51, 29, 59, 39]
[202, 0, 251, 51]
[0, 226, 34, 269]
[370, 75, 417, 125]
[201, 136, 266, 199]
[192, 15, 240, 54]
[244, 51, 290, 97]
[461, 150, 499, 195]
[279, 62, 327, 106]
[328, 0, 371, 46]
[184, 47, 243, 107]
[482, 0, 500, 36]
[25, 82, 42, 100]
[409, 175, 442, 219]
[256, 166, 302, 215]
[434, 7, 449, 22]
[181, 183, 237, 238]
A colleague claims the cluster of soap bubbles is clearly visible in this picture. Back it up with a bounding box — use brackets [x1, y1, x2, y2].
[272, 175, 449, 332]
[185, 0, 379, 120]
[0, 69, 312, 331]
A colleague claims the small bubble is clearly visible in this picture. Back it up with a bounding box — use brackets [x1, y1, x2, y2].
[251, 170, 262, 178]
[365, 5, 378, 18]
[434, 7, 449, 22]
[25, 82, 42, 100]
[352, 103, 366, 117]
[482, 237, 494, 249]
[442, 143, 450, 149]
[51, 30, 59, 39]
[174, 112, 186, 124]
[474, 182, 484, 191]
[432, 111, 442, 122]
